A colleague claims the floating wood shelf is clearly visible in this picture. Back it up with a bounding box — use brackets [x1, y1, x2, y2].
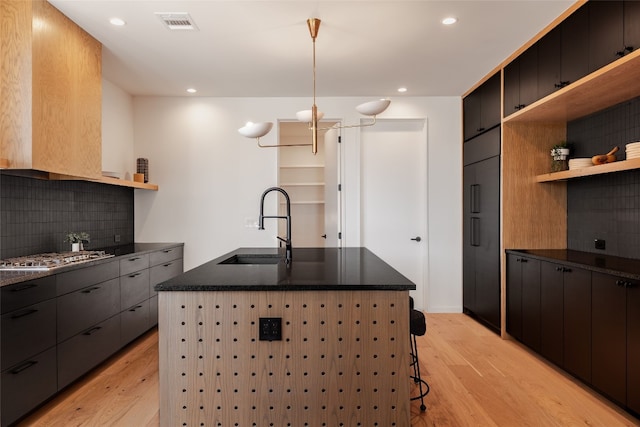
[536, 158, 640, 182]
[504, 49, 640, 123]
[49, 173, 159, 190]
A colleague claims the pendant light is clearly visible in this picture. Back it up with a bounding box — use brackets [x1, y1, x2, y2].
[238, 18, 391, 154]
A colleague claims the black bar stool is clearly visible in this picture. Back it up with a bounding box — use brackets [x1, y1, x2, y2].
[409, 297, 429, 411]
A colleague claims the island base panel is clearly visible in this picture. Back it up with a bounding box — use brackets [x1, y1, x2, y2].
[158, 290, 411, 426]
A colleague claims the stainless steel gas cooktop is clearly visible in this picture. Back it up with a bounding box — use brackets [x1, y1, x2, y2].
[0, 251, 114, 271]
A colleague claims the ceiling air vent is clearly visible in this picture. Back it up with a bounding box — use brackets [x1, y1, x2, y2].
[155, 13, 198, 31]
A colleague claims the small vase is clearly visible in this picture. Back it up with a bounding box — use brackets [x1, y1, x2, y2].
[72, 243, 80, 252]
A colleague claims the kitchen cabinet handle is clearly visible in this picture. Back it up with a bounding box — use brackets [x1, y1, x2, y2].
[128, 257, 141, 262]
[10, 360, 38, 375]
[470, 185, 480, 213]
[163, 249, 173, 253]
[83, 326, 102, 336]
[470, 217, 480, 247]
[81, 286, 101, 294]
[556, 266, 563, 271]
[128, 272, 142, 278]
[11, 308, 38, 319]
[520, 258, 528, 263]
[562, 267, 572, 273]
[129, 305, 143, 312]
[616, 280, 625, 287]
[10, 283, 37, 292]
[163, 263, 173, 267]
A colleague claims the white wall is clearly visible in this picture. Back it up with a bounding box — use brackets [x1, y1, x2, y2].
[106, 92, 462, 313]
[102, 79, 135, 178]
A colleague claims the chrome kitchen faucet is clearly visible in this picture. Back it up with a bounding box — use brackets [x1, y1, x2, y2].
[258, 187, 292, 263]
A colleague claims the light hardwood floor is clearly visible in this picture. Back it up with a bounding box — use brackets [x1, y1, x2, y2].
[21, 313, 640, 426]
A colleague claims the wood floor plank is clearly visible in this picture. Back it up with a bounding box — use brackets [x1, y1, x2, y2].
[19, 314, 640, 426]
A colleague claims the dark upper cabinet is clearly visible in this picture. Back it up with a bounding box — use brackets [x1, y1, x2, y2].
[561, 4, 590, 86]
[591, 272, 627, 405]
[537, 26, 562, 99]
[625, 0, 640, 52]
[588, 1, 625, 72]
[503, 45, 538, 117]
[463, 72, 501, 141]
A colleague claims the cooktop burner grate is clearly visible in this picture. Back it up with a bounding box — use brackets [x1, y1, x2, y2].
[0, 251, 114, 271]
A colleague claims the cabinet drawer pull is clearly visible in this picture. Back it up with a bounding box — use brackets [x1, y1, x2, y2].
[562, 267, 571, 273]
[11, 308, 39, 319]
[10, 283, 38, 292]
[556, 266, 563, 271]
[163, 262, 173, 267]
[80, 286, 101, 294]
[128, 272, 142, 278]
[616, 280, 625, 287]
[129, 305, 143, 312]
[163, 249, 173, 254]
[83, 326, 102, 336]
[128, 257, 141, 262]
[10, 360, 38, 375]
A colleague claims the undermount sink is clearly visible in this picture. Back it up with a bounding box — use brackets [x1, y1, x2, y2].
[218, 254, 283, 265]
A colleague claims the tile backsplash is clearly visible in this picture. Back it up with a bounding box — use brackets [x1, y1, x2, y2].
[567, 96, 640, 259]
[0, 174, 134, 259]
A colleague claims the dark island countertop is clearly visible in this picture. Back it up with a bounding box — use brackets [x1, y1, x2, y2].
[507, 249, 640, 280]
[154, 247, 416, 291]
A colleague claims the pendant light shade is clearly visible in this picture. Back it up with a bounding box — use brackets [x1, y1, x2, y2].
[238, 18, 390, 153]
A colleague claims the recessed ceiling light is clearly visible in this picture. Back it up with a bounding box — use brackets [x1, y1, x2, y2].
[186, 88, 197, 94]
[397, 87, 407, 93]
[442, 17, 457, 25]
[110, 17, 126, 26]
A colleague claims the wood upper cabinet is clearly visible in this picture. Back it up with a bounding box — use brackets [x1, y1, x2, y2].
[0, 0, 102, 179]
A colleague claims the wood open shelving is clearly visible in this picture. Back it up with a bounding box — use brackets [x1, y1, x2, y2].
[49, 173, 159, 191]
[536, 158, 640, 182]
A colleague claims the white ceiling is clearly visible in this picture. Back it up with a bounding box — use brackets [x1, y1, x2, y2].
[48, 0, 575, 98]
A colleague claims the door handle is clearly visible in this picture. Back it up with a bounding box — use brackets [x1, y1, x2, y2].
[321, 234, 327, 239]
[411, 236, 422, 242]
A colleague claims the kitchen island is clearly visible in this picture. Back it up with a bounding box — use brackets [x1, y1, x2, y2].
[155, 247, 416, 426]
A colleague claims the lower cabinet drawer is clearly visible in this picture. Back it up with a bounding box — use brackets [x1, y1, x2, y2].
[121, 299, 150, 345]
[2, 299, 56, 370]
[1, 347, 57, 427]
[120, 268, 149, 310]
[57, 315, 120, 390]
[57, 278, 120, 343]
[149, 259, 183, 295]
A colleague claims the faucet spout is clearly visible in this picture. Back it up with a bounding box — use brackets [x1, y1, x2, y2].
[258, 187, 292, 263]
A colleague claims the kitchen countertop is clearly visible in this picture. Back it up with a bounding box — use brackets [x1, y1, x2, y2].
[0, 242, 183, 287]
[154, 247, 416, 291]
[507, 249, 640, 280]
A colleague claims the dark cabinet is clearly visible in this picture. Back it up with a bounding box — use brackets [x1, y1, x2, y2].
[588, 1, 625, 72]
[463, 131, 500, 333]
[563, 266, 592, 383]
[537, 27, 562, 99]
[503, 45, 538, 116]
[506, 255, 541, 351]
[628, 276, 640, 414]
[624, 0, 640, 53]
[540, 262, 564, 367]
[121, 299, 150, 345]
[591, 272, 627, 405]
[463, 72, 501, 141]
[560, 4, 589, 87]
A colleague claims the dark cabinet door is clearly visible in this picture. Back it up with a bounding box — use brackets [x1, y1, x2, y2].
[519, 45, 538, 108]
[521, 257, 541, 352]
[503, 60, 520, 117]
[624, 0, 640, 52]
[589, 1, 624, 72]
[540, 262, 564, 366]
[561, 4, 589, 85]
[591, 272, 627, 405]
[506, 254, 523, 340]
[463, 72, 500, 141]
[563, 267, 592, 383]
[463, 154, 500, 333]
[537, 26, 562, 99]
[628, 277, 640, 414]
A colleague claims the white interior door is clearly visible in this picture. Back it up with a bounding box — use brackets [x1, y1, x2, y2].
[323, 126, 340, 247]
[360, 118, 428, 308]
